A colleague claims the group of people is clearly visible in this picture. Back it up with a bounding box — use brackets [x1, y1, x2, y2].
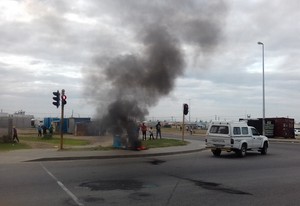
[140, 121, 162, 141]
[37, 124, 53, 137]
[11, 124, 54, 144]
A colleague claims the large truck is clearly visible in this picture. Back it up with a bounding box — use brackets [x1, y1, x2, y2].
[205, 121, 269, 157]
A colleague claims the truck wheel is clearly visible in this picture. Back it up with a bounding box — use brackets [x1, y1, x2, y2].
[211, 149, 221, 157]
[237, 144, 247, 157]
[261, 142, 268, 155]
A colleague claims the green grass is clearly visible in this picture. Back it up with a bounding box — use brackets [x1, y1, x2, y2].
[69, 145, 115, 151]
[1, 128, 189, 152]
[89, 138, 187, 151]
[0, 136, 90, 152]
[142, 138, 188, 149]
[19, 136, 90, 146]
[0, 143, 31, 151]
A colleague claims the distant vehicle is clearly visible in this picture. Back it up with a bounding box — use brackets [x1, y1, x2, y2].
[295, 129, 300, 136]
[205, 121, 269, 157]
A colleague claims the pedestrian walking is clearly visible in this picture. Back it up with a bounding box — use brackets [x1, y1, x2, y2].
[12, 126, 19, 143]
[141, 123, 147, 140]
[156, 121, 162, 139]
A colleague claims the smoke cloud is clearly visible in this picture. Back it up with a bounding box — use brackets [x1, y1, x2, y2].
[83, 1, 228, 140]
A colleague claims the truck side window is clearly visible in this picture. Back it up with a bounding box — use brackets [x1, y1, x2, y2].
[251, 128, 260, 136]
[233, 127, 241, 135]
[242, 127, 249, 135]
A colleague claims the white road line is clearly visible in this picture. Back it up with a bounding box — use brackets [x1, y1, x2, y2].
[40, 163, 84, 206]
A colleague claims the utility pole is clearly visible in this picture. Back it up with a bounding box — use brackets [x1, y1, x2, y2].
[258, 41, 265, 135]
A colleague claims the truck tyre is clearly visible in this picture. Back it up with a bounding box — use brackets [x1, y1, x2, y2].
[211, 149, 221, 157]
[237, 144, 247, 157]
[261, 142, 268, 155]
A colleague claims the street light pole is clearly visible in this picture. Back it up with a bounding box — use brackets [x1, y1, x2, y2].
[258, 41, 265, 135]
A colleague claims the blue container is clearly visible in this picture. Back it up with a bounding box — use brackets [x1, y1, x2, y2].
[113, 135, 122, 148]
[43, 117, 68, 133]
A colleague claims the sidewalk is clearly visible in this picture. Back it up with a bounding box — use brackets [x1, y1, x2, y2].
[0, 139, 207, 164]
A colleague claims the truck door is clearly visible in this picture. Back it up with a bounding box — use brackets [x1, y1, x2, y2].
[241, 127, 253, 148]
[251, 127, 263, 148]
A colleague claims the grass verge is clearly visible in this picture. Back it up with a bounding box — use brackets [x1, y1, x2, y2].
[0, 143, 31, 151]
[19, 136, 90, 146]
[142, 138, 188, 149]
[76, 138, 188, 151]
[1, 131, 187, 152]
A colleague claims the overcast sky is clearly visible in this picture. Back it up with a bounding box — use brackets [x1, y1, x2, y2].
[0, 0, 300, 123]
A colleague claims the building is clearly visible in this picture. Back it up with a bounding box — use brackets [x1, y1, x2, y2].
[43, 117, 92, 134]
[68, 117, 91, 134]
[0, 117, 13, 143]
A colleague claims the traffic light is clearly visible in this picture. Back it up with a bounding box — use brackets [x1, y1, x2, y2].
[183, 103, 189, 115]
[52, 90, 60, 108]
[62, 94, 67, 105]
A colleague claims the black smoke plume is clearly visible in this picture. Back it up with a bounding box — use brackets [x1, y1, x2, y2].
[83, 1, 228, 142]
[96, 26, 184, 144]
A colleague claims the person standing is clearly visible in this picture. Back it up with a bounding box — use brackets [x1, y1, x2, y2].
[190, 126, 193, 135]
[156, 121, 162, 139]
[37, 125, 42, 137]
[41, 125, 47, 137]
[149, 127, 154, 140]
[136, 124, 141, 140]
[141, 123, 147, 140]
[12, 126, 19, 143]
[49, 125, 53, 136]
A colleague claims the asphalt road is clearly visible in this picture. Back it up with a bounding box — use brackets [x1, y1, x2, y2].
[1, 142, 300, 206]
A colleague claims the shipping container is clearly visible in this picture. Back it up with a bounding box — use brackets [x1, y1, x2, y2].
[241, 117, 294, 138]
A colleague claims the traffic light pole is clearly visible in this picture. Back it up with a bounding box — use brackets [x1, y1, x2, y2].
[182, 103, 189, 141]
[59, 89, 65, 150]
[182, 110, 185, 141]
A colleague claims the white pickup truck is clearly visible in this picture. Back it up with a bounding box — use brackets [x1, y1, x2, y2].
[205, 121, 269, 157]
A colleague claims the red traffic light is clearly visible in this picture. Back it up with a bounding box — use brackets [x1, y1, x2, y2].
[62, 95, 67, 105]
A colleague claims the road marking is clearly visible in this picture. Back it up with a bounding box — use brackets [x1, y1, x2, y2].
[40, 163, 84, 206]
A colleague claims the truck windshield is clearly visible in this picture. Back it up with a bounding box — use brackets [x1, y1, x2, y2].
[209, 126, 229, 134]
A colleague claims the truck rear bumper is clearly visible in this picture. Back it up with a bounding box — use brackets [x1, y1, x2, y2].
[206, 146, 236, 152]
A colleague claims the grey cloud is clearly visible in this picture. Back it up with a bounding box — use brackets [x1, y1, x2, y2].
[2, 0, 300, 122]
